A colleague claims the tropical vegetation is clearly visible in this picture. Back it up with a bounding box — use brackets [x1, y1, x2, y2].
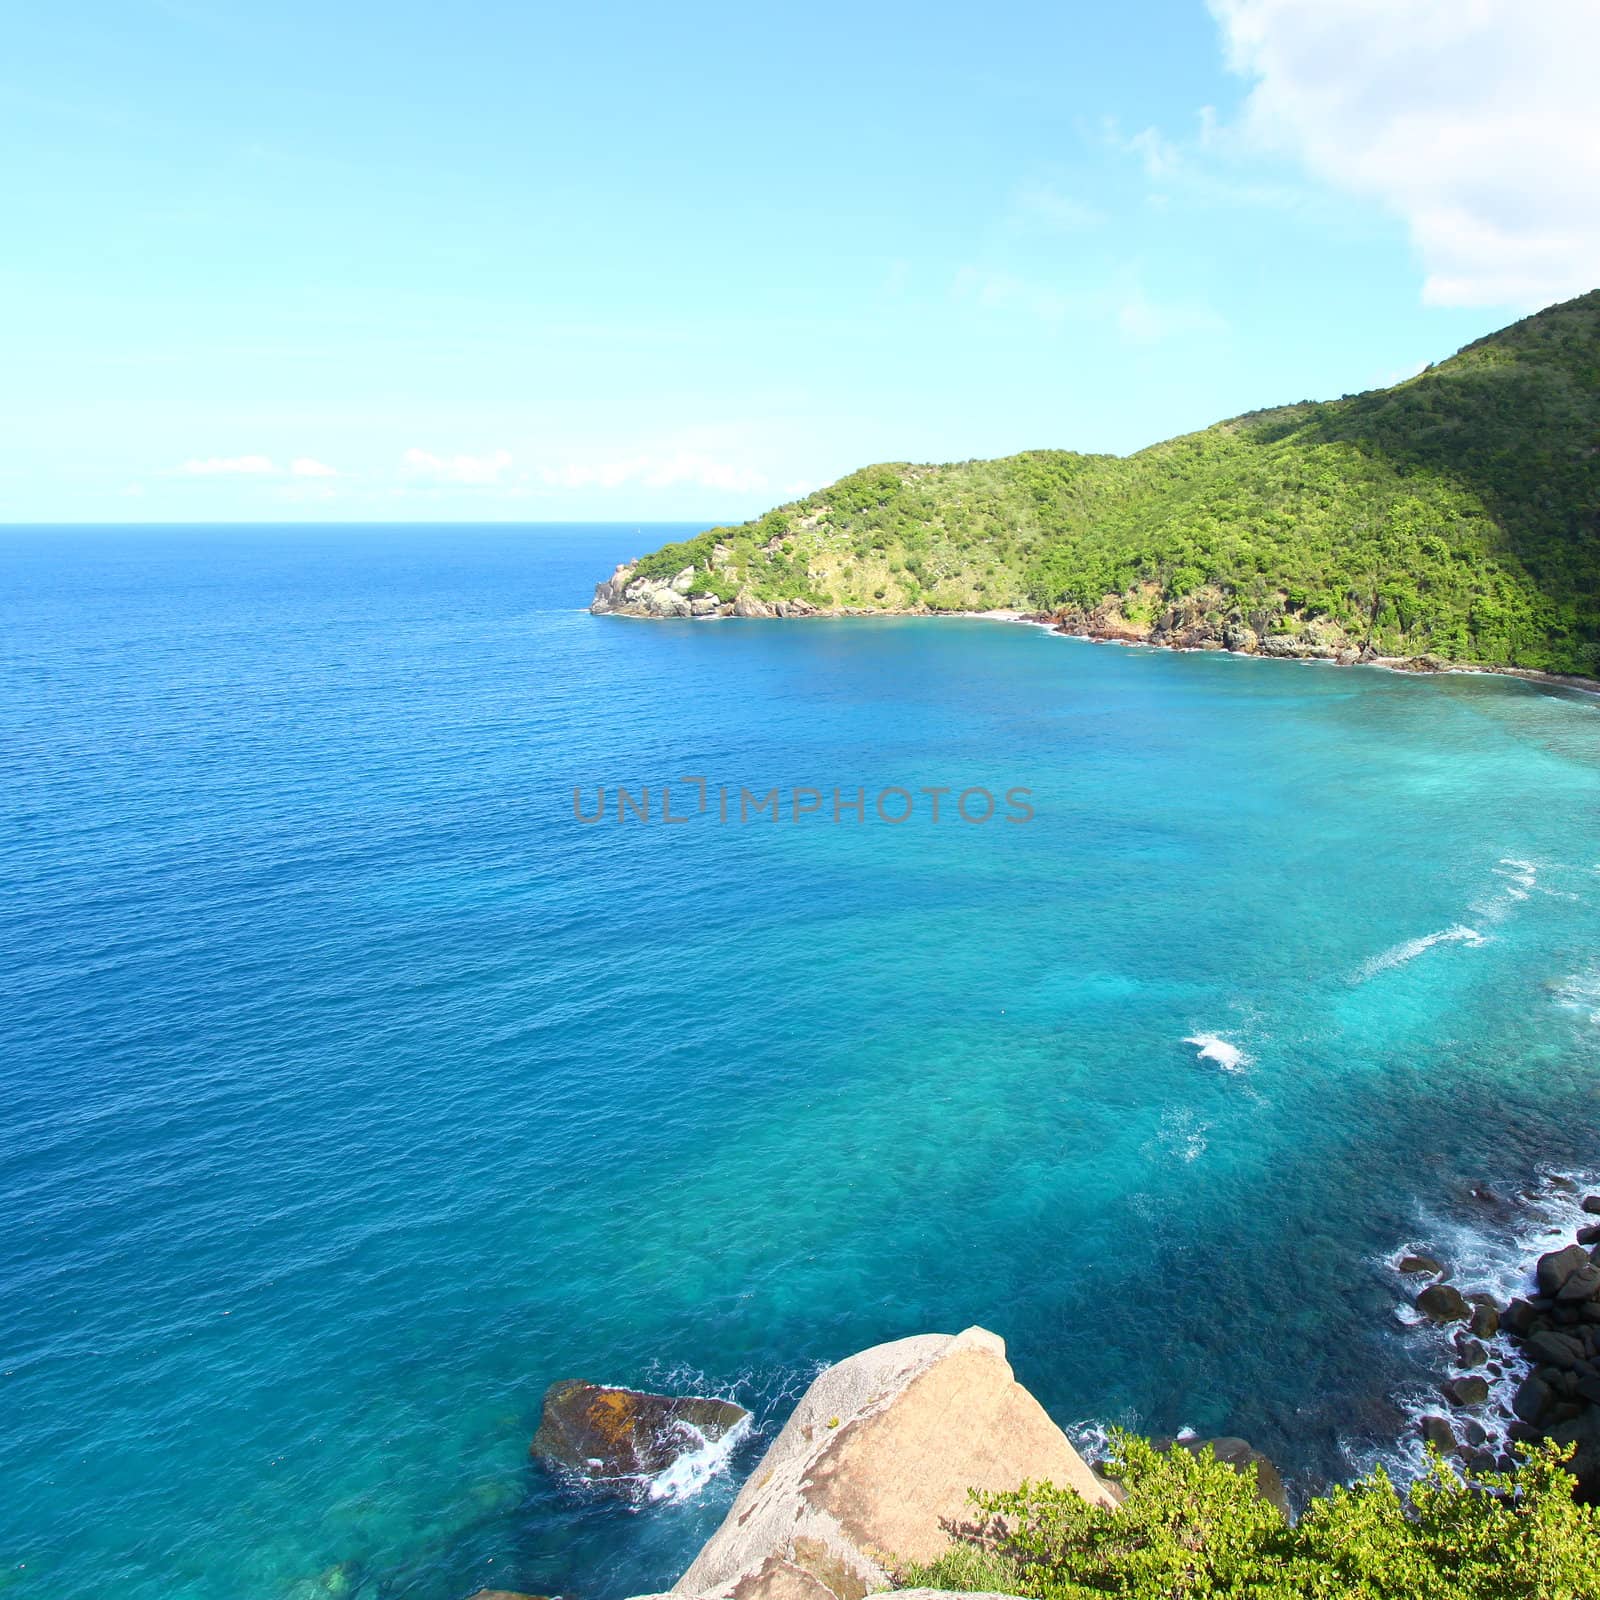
[628, 289, 1600, 674]
[898, 1431, 1600, 1599]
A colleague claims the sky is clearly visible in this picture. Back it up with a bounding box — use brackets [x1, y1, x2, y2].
[2, 0, 1597, 523]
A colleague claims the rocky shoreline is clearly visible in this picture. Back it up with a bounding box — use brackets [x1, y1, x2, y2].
[474, 1189, 1600, 1600]
[515, 1328, 1281, 1600]
[589, 561, 1600, 696]
[1396, 1182, 1600, 1501]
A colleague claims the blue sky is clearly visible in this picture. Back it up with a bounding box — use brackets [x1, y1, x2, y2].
[2, 0, 1595, 522]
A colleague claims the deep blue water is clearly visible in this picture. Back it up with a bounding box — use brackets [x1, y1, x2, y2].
[4, 524, 1600, 1600]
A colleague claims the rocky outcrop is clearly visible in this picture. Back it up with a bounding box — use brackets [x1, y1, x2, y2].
[590, 561, 736, 620]
[672, 1327, 1114, 1600]
[531, 1380, 750, 1495]
[1048, 588, 1373, 664]
[1397, 1194, 1600, 1499]
[591, 562, 637, 613]
[1503, 1221, 1600, 1499]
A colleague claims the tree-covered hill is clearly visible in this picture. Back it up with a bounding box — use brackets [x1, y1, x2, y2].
[606, 289, 1600, 674]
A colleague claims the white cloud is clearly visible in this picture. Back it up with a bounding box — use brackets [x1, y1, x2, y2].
[1125, 126, 1182, 181]
[1011, 180, 1105, 232]
[177, 454, 276, 476]
[402, 447, 514, 485]
[953, 267, 1225, 343]
[539, 452, 768, 495]
[168, 453, 343, 480]
[953, 267, 1076, 327]
[1116, 291, 1227, 344]
[1208, 0, 1600, 307]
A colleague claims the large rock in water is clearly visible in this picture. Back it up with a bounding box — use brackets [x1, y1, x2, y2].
[672, 1327, 1114, 1600]
[591, 562, 636, 614]
[1537, 1244, 1591, 1297]
[1416, 1283, 1471, 1323]
[532, 1381, 749, 1492]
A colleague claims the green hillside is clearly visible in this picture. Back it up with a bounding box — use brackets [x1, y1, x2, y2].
[620, 289, 1600, 674]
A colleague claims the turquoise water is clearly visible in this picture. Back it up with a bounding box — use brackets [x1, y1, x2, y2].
[4, 524, 1600, 1600]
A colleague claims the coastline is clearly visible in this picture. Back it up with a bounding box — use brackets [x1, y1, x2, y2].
[1384, 1171, 1600, 1499]
[1040, 620, 1600, 697]
[593, 585, 1600, 698]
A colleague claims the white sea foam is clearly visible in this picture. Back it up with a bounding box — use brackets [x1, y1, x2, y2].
[1067, 1414, 1148, 1465]
[1355, 925, 1485, 982]
[1492, 857, 1538, 900]
[643, 1412, 753, 1502]
[1184, 1033, 1251, 1072]
[1152, 1107, 1210, 1163]
[1355, 1170, 1600, 1483]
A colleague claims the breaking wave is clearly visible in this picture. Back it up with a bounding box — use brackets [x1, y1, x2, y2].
[1355, 925, 1485, 982]
[644, 1412, 754, 1503]
[1184, 1033, 1252, 1073]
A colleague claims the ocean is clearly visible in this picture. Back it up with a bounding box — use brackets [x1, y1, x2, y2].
[4, 523, 1600, 1600]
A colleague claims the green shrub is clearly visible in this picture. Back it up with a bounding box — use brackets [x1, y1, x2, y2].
[899, 1431, 1600, 1600]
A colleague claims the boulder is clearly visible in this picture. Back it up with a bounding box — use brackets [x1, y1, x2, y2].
[1257, 635, 1339, 659]
[1548, 1409, 1600, 1501]
[1538, 1245, 1592, 1297]
[1577, 1225, 1600, 1246]
[1419, 1415, 1457, 1452]
[591, 562, 637, 614]
[531, 1380, 750, 1493]
[1525, 1329, 1587, 1370]
[1559, 1263, 1600, 1303]
[1470, 1304, 1500, 1339]
[689, 595, 721, 617]
[646, 587, 692, 618]
[671, 1327, 1114, 1600]
[1398, 1254, 1445, 1277]
[1454, 1337, 1488, 1369]
[1582, 1196, 1600, 1215]
[670, 565, 697, 595]
[1168, 1437, 1290, 1519]
[1504, 1299, 1544, 1337]
[1416, 1284, 1471, 1323]
[1442, 1376, 1490, 1408]
[1222, 621, 1259, 654]
[733, 591, 774, 619]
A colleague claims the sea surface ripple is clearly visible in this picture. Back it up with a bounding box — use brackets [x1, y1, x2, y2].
[3, 524, 1599, 1600]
